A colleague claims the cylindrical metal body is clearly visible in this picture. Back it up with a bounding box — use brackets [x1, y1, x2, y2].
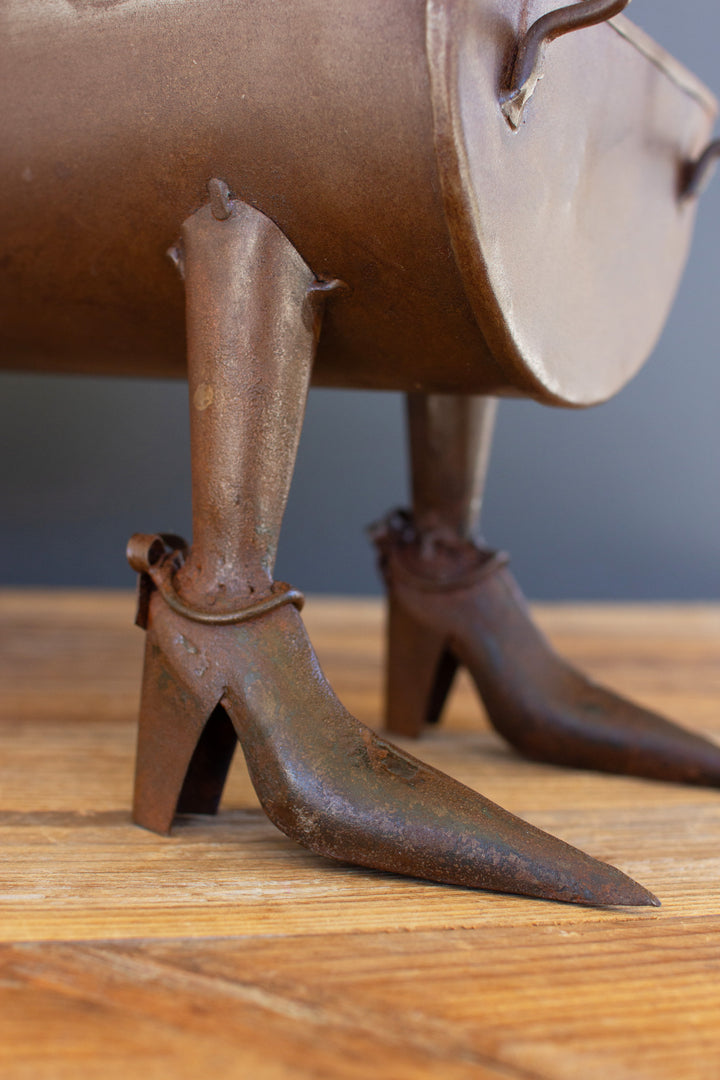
[1, 0, 716, 404]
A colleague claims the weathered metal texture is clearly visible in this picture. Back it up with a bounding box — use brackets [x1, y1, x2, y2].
[127, 191, 658, 907]
[501, 0, 632, 129]
[132, 537, 657, 908]
[375, 392, 720, 785]
[1, 0, 716, 404]
[4, 1, 719, 905]
[427, 0, 717, 403]
[375, 511, 720, 787]
[406, 394, 499, 545]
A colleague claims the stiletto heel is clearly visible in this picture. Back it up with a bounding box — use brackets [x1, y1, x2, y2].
[132, 624, 225, 835]
[385, 591, 457, 737]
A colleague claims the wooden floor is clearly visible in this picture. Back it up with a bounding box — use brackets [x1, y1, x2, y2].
[2, 591, 720, 1078]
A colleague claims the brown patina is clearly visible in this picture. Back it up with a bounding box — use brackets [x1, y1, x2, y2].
[2, 0, 718, 905]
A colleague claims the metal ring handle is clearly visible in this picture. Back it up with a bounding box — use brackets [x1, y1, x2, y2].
[501, 0, 632, 130]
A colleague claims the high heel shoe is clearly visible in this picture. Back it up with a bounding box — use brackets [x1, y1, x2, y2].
[128, 532, 658, 907]
[373, 510, 720, 787]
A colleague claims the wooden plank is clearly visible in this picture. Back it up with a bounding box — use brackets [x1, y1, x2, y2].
[1, 593, 719, 943]
[3, 920, 720, 1079]
[0, 936, 513, 1080]
[1, 591, 720, 1078]
[1, 797, 719, 941]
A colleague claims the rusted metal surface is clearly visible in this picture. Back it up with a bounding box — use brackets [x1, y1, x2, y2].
[133, 587, 658, 908]
[127, 533, 306, 628]
[501, 0, 631, 129]
[3, 3, 719, 905]
[127, 189, 658, 907]
[1, 0, 716, 404]
[406, 394, 499, 546]
[373, 392, 720, 788]
[427, 0, 717, 404]
[377, 517, 720, 787]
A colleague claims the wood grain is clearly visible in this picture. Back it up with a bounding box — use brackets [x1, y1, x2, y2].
[1, 591, 719, 1078]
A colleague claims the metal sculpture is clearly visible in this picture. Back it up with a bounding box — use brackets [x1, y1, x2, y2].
[2, 0, 718, 905]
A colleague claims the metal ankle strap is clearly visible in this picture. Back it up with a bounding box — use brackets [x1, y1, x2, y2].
[369, 509, 508, 592]
[127, 532, 304, 627]
[386, 546, 509, 594]
[151, 571, 305, 625]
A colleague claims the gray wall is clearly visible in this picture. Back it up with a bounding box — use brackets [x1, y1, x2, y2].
[1, 0, 719, 599]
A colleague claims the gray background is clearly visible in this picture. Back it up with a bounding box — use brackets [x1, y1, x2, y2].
[1, 0, 718, 599]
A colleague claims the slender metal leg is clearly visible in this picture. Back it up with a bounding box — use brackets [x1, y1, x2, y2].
[378, 394, 498, 734]
[174, 182, 322, 609]
[374, 391, 720, 792]
[127, 186, 655, 907]
[132, 184, 324, 831]
[407, 393, 497, 543]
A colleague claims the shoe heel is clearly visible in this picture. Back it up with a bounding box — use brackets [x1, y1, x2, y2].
[132, 639, 234, 834]
[385, 595, 458, 737]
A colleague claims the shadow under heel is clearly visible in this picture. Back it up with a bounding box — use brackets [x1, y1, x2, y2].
[385, 593, 458, 737]
[176, 703, 237, 816]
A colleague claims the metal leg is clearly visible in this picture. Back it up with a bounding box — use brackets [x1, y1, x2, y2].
[407, 393, 497, 543]
[127, 187, 654, 907]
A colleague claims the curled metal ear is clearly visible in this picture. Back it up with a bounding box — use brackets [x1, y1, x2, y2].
[126, 533, 188, 574]
[682, 139, 720, 200]
[500, 0, 631, 130]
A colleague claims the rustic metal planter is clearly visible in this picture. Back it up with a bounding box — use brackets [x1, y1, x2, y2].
[2, 0, 718, 905]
